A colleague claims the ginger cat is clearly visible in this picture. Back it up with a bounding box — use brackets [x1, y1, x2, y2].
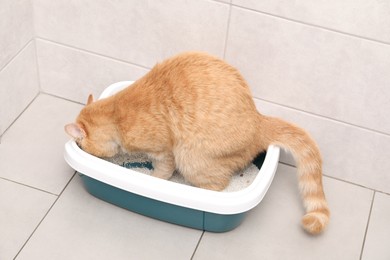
[65, 52, 329, 234]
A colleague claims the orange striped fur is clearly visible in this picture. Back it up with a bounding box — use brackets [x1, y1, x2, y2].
[65, 52, 329, 234]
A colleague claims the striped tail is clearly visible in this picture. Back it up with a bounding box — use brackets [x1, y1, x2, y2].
[259, 115, 330, 234]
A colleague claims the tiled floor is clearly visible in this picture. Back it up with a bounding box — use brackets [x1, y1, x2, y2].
[1, 93, 390, 260]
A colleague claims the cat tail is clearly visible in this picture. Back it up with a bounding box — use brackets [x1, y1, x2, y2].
[258, 115, 330, 234]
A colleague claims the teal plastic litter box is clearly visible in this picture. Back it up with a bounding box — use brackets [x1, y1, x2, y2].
[64, 81, 280, 232]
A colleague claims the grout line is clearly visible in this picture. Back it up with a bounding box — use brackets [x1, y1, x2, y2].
[231, 4, 390, 47]
[0, 38, 39, 140]
[2, 91, 386, 201]
[278, 161, 296, 168]
[321, 174, 381, 193]
[222, 2, 233, 59]
[374, 190, 390, 197]
[254, 97, 390, 138]
[33, 37, 43, 92]
[1, 92, 82, 142]
[30, 0, 37, 38]
[359, 191, 376, 260]
[35, 37, 151, 70]
[0, 176, 58, 196]
[0, 38, 35, 73]
[278, 161, 389, 194]
[14, 171, 77, 259]
[210, 0, 231, 4]
[191, 231, 205, 260]
[40, 92, 86, 106]
[0, 92, 40, 139]
[35, 35, 390, 139]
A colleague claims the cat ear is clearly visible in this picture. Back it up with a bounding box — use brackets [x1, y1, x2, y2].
[65, 123, 86, 140]
[87, 94, 94, 105]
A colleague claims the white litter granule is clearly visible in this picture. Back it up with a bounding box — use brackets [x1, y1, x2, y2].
[104, 152, 259, 192]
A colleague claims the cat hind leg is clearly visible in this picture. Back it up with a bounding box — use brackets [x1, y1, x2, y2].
[179, 158, 234, 191]
[149, 152, 176, 180]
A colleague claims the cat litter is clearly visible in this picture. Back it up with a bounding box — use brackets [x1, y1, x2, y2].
[105, 152, 260, 193]
[64, 81, 280, 232]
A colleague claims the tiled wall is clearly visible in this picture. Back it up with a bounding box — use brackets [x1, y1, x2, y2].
[3, 1, 390, 193]
[0, 0, 39, 137]
[33, 0, 231, 103]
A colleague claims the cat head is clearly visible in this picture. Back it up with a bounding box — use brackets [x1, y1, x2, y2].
[65, 94, 120, 158]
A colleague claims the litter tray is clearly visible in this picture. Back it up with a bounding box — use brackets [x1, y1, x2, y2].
[64, 81, 280, 232]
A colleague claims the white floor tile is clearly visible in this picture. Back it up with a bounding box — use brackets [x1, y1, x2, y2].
[17, 175, 202, 260]
[1, 92, 383, 260]
[0, 179, 56, 260]
[361, 192, 390, 260]
[193, 164, 373, 260]
[0, 94, 82, 194]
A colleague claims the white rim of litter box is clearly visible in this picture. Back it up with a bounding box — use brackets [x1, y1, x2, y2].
[64, 81, 280, 214]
